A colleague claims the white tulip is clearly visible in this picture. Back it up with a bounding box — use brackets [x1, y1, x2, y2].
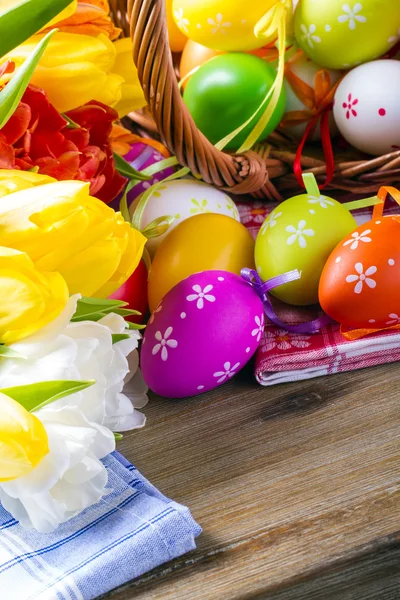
[0, 405, 115, 533]
[0, 296, 148, 432]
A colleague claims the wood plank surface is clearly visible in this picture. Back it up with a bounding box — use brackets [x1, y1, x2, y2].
[103, 362, 400, 600]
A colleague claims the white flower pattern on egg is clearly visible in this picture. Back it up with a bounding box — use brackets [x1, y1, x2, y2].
[345, 262, 377, 294]
[174, 8, 190, 34]
[251, 315, 265, 342]
[308, 195, 335, 209]
[260, 210, 282, 235]
[190, 198, 210, 214]
[286, 220, 315, 248]
[386, 313, 400, 326]
[343, 229, 372, 250]
[388, 28, 400, 44]
[300, 23, 321, 48]
[207, 13, 231, 35]
[152, 327, 178, 361]
[186, 284, 216, 309]
[338, 3, 367, 31]
[213, 361, 240, 383]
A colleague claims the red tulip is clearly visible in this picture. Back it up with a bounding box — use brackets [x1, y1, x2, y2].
[0, 85, 126, 203]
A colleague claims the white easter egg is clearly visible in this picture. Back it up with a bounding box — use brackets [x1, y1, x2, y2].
[131, 178, 240, 256]
[333, 60, 400, 156]
[283, 53, 340, 140]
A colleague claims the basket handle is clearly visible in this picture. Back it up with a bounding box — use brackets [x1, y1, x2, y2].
[126, 0, 270, 195]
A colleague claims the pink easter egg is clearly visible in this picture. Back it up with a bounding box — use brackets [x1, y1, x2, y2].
[141, 270, 264, 398]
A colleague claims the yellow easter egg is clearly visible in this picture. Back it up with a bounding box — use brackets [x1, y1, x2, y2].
[148, 213, 255, 312]
[172, 0, 278, 51]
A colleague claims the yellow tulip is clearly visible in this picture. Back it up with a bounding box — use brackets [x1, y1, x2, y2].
[0, 392, 49, 482]
[2, 32, 123, 113]
[0, 179, 147, 297]
[1, 31, 147, 115]
[112, 37, 147, 118]
[0, 247, 69, 344]
[0, 170, 55, 198]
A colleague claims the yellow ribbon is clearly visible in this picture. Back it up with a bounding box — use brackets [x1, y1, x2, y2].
[215, 3, 290, 152]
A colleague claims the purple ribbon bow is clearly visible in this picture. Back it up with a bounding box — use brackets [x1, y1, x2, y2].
[241, 268, 333, 334]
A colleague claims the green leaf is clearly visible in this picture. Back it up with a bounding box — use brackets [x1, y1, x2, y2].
[114, 433, 123, 441]
[126, 321, 146, 331]
[72, 297, 128, 319]
[62, 113, 80, 129]
[72, 312, 108, 323]
[77, 297, 129, 307]
[113, 152, 151, 181]
[0, 29, 57, 129]
[0, 0, 72, 58]
[0, 380, 95, 412]
[0, 345, 26, 359]
[71, 297, 141, 323]
[111, 333, 131, 344]
[113, 308, 141, 318]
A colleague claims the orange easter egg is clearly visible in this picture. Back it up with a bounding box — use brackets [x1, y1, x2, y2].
[319, 216, 400, 329]
[180, 40, 221, 88]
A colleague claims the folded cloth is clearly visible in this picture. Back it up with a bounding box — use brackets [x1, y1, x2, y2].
[237, 198, 400, 386]
[0, 452, 201, 600]
[256, 324, 400, 385]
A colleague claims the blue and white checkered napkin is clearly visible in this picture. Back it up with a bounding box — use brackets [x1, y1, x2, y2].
[0, 452, 201, 600]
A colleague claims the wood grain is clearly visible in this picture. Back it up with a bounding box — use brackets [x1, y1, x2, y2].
[103, 362, 400, 600]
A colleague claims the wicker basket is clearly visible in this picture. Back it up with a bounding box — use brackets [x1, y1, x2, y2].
[109, 0, 400, 201]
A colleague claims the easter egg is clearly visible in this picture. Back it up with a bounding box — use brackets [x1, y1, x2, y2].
[109, 260, 148, 324]
[172, 0, 275, 51]
[166, 0, 188, 52]
[183, 53, 286, 150]
[180, 40, 221, 88]
[141, 271, 264, 398]
[319, 216, 400, 328]
[254, 193, 357, 305]
[294, 0, 400, 69]
[130, 178, 240, 256]
[333, 60, 400, 156]
[148, 213, 255, 312]
[283, 52, 340, 140]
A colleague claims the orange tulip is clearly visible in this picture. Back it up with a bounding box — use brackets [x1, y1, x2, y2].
[42, 0, 121, 40]
[109, 123, 171, 158]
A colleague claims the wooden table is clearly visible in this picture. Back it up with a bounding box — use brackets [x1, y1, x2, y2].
[105, 362, 400, 600]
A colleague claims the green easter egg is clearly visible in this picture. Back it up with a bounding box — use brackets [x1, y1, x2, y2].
[255, 193, 357, 306]
[183, 53, 286, 150]
[294, 0, 400, 70]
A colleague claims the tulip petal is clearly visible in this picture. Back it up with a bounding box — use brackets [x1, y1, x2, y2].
[0, 392, 49, 482]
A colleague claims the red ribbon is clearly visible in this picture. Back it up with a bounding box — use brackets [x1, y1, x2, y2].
[293, 109, 335, 190]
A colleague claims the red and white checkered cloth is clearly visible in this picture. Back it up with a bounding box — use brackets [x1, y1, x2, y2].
[237, 199, 400, 386]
